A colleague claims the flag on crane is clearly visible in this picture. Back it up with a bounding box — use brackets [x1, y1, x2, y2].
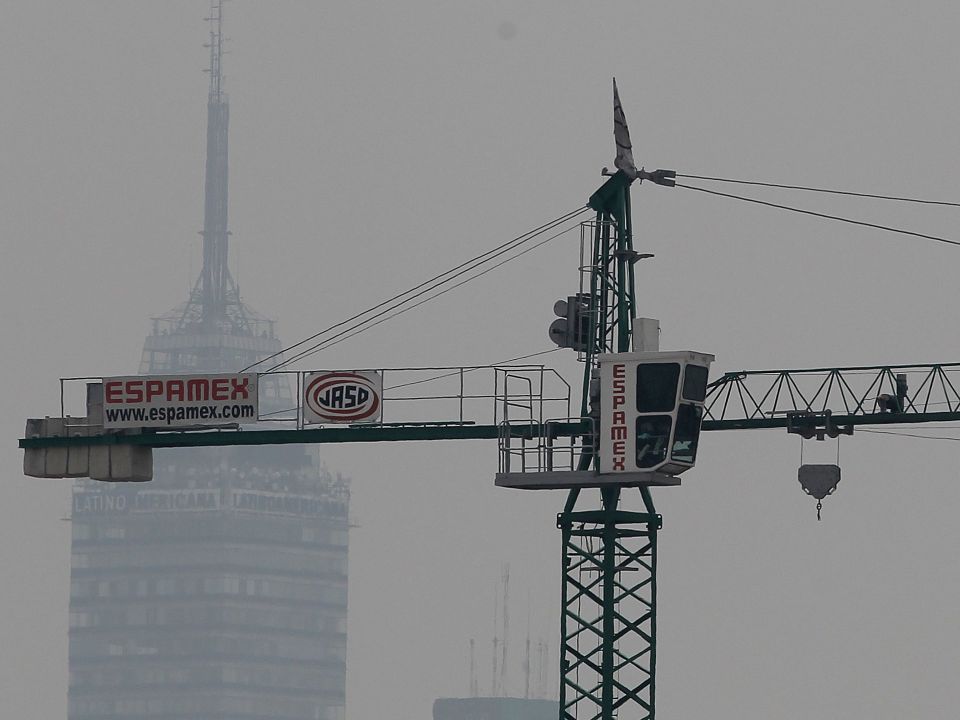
[613, 78, 639, 180]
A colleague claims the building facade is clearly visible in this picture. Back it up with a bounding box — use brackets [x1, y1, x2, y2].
[68, 447, 349, 720]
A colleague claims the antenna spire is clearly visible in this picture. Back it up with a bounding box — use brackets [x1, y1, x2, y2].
[524, 594, 531, 699]
[199, 0, 233, 326]
[469, 638, 478, 697]
[500, 564, 510, 697]
[491, 587, 499, 696]
[205, 0, 225, 102]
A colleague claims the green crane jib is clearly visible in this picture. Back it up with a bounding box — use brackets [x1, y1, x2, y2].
[20, 360, 960, 450]
[18, 84, 960, 720]
[20, 361, 960, 450]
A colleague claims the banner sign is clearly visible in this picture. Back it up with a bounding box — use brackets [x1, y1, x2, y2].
[72, 488, 346, 518]
[230, 491, 347, 517]
[303, 371, 382, 424]
[102, 374, 258, 429]
[599, 358, 637, 473]
[73, 489, 220, 514]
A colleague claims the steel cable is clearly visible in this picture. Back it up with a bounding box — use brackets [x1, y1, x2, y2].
[266, 221, 584, 371]
[244, 205, 589, 372]
[676, 173, 960, 208]
[675, 183, 960, 248]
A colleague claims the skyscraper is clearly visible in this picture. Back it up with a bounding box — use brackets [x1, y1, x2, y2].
[67, 5, 349, 718]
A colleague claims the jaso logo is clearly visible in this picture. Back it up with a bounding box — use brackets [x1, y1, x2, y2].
[304, 372, 381, 423]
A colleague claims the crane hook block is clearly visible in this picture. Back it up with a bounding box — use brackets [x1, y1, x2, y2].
[798, 463, 840, 500]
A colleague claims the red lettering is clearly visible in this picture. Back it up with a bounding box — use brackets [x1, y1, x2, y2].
[145, 380, 164, 402]
[230, 377, 250, 400]
[105, 381, 123, 404]
[187, 379, 209, 401]
[212, 378, 229, 401]
[166, 380, 184, 402]
[125, 380, 144, 403]
[608, 366, 630, 472]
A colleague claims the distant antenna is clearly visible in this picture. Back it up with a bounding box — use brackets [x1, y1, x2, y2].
[469, 638, 478, 697]
[491, 585, 499, 696]
[204, 0, 226, 102]
[197, 0, 237, 327]
[537, 639, 544, 698]
[524, 595, 531, 699]
[537, 638, 549, 699]
[500, 564, 510, 697]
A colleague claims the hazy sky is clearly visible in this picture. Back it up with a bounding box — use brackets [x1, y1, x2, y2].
[3, 2, 960, 719]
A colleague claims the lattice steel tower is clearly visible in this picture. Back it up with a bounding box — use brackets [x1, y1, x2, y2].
[558, 171, 660, 720]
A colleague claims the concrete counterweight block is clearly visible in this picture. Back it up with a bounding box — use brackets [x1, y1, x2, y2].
[89, 444, 152, 483]
[23, 419, 56, 478]
[23, 417, 87, 478]
[23, 416, 152, 482]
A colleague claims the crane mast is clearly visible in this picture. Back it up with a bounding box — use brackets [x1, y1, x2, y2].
[557, 168, 661, 720]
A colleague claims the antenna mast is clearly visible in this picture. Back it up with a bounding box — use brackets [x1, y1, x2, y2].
[491, 587, 499, 696]
[469, 639, 478, 697]
[499, 564, 510, 697]
[200, 0, 231, 326]
[524, 597, 531, 699]
[207, 0, 224, 103]
[537, 639, 547, 699]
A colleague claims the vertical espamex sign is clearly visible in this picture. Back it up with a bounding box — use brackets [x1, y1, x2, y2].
[303, 371, 383, 424]
[599, 358, 636, 473]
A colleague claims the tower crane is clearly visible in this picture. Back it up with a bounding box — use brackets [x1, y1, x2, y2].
[19, 83, 960, 720]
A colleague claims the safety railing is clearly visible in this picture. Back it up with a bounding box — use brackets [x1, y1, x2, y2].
[52, 364, 572, 434]
[498, 417, 594, 475]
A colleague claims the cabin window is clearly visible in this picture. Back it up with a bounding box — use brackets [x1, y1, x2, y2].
[636, 415, 672, 468]
[671, 404, 703, 463]
[682, 365, 709, 402]
[636, 363, 680, 413]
